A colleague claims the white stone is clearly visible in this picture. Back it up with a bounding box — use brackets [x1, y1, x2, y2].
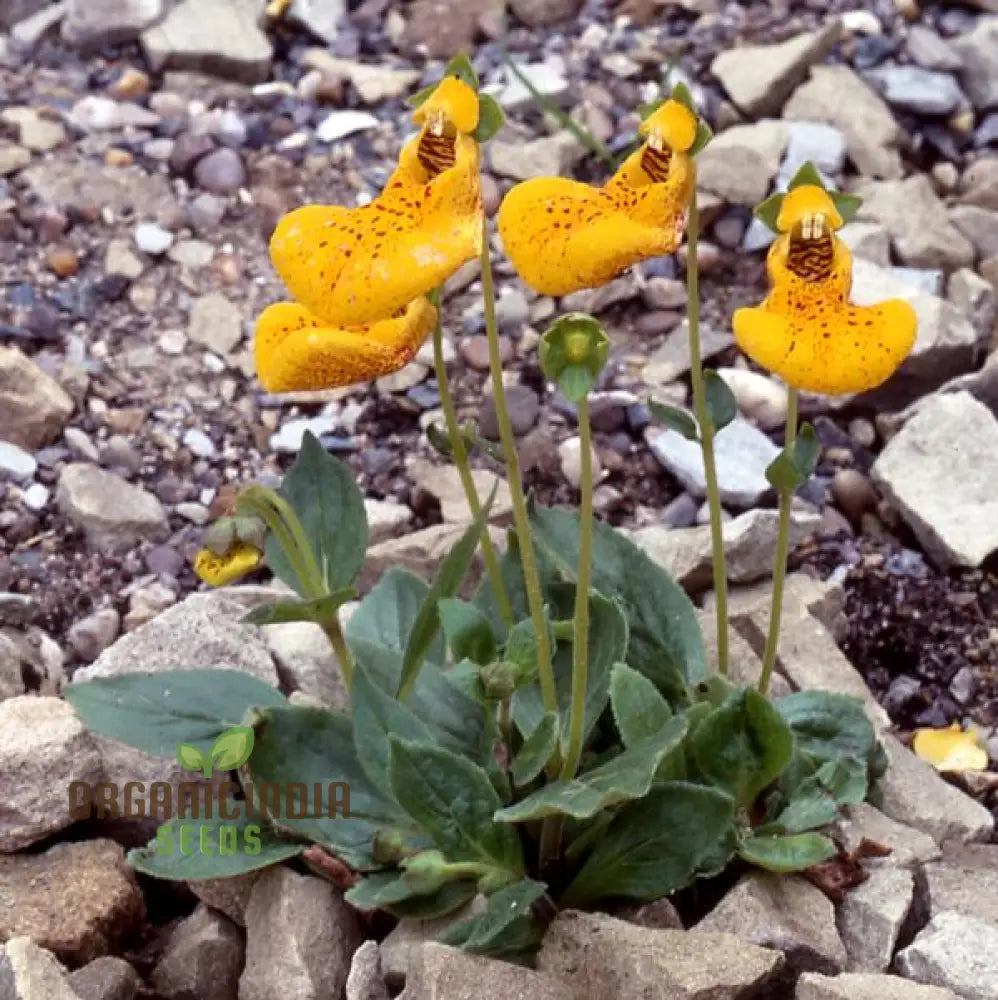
[182, 427, 216, 458]
[896, 911, 998, 1000]
[837, 866, 913, 972]
[0, 440, 37, 480]
[134, 221, 174, 255]
[21, 482, 50, 511]
[316, 110, 379, 143]
[492, 59, 571, 112]
[697, 120, 788, 206]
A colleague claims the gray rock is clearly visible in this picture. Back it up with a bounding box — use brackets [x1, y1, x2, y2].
[797, 971, 961, 999]
[0, 0, 48, 28]
[56, 464, 168, 552]
[407, 458, 513, 525]
[493, 59, 571, 112]
[953, 17, 998, 111]
[480, 384, 539, 438]
[285, 0, 345, 43]
[829, 802, 940, 870]
[67, 607, 120, 662]
[646, 418, 780, 508]
[783, 64, 904, 178]
[263, 618, 349, 710]
[0, 140, 32, 176]
[629, 508, 820, 594]
[69, 956, 140, 1000]
[0, 840, 145, 963]
[21, 160, 172, 217]
[239, 867, 362, 1000]
[346, 941, 389, 1000]
[141, 0, 272, 83]
[10, 2, 67, 46]
[0, 346, 74, 450]
[194, 147, 246, 194]
[187, 872, 261, 927]
[837, 865, 914, 972]
[923, 843, 998, 925]
[380, 901, 483, 989]
[151, 904, 244, 1000]
[696, 873, 847, 976]
[539, 910, 782, 999]
[872, 392, 998, 568]
[0, 633, 26, 701]
[509, 0, 579, 27]
[0, 696, 101, 851]
[0, 938, 82, 1000]
[779, 121, 848, 186]
[948, 203, 998, 260]
[188, 292, 243, 354]
[716, 367, 788, 430]
[642, 320, 733, 384]
[711, 23, 841, 117]
[876, 733, 994, 844]
[896, 911, 998, 1000]
[0, 440, 37, 480]
[838, 222, 891, 266]
[403, 942, 572, 1000]
[890, 267, 944, 297]
[62, 0, 163, 50]
[864, 66, 965, 116]
[302, 50, 420, 104]
[697, 120, 788, 205]
[490, 130, 586, 180]
[856, 176, 975, 270]
[905, 25, 964, 72]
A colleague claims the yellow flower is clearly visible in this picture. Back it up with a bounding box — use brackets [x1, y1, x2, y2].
[912, 722, 989, 773]
[254, 296, 437, 392]
[497, 99, 697, 296]
[733, 183, 917, 395]
[267, 76, 483, 329]
[194, 542, 263, 587]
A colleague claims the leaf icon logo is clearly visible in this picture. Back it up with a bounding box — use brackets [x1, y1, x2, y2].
[176, 727, 255, 778]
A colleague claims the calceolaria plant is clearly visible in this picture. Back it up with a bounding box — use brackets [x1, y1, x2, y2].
[66, 64, 910, 961]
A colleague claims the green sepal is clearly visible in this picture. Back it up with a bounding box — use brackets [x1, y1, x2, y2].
[473, 93, 505, 144]
[649, 400, 698, 441]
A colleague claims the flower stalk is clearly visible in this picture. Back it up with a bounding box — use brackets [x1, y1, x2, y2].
[758, 387, 798, 695]
[685, 192, 730, 675]
[479, 220, 558, 718]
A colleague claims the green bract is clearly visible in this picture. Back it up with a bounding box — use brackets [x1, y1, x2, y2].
[755, 161, 863, 233]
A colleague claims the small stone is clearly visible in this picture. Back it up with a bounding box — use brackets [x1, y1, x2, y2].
[829, 802, 940, 869]
[104, 238, 144, 279]
[494, 288, 530, 330]
[56, 464, 169, 552]
[509, 0, 580, 26]
[0, 440, 37, 480]
[152, 904, 244, 1000]
[480, 384, 540, 439]
[642, 319, 733, 384]
[949, 203, 998, 259]
[109, 66, 152, 100]
[183, 427, 216, 458]
[0, 938, 81, 1000]
[697, 120, 788, 205]
[906, 25, 964, 71]
[0, 840, 144, 963]
[0, 141, 32, 176]
[697, 872, 846, 975]
[837, 865, 914, 971]
[797, 972, 961, 1000]
[69, 955, 141, 1000]
[922, 843, 998, 925]
[558, 435, 599, 489]
[189, 293, 243, 354]
[539, 910, 782, 998]
[133, 221, 174, 255]
[62, 0, 163, 50]
[494, 59, 571, 112]
[364, 498, 414, 543]
[490, 130, 585, 180]
[952, 18, 998, 111]
[896, 911, 998, 1000]
[188, 873, 260, 928]
[838, 221, 891, 266]
[832, 468, 878, 527]
[316, 109, 379, 142]
[346, 940, 389, 1000]
[239, 867, 361, 1000]
[45, 246, 78, 277]
[67, 607, 121, 662]
[642, 276, 687, 311]
[716, 367, 788, 430]
[13, 113, 66, 152]
[302, 51, 420, 104]
[647, 418, 780, 508]
[194, 147, 246, 194]
[864, 65, 965, 115]
[21, 482, 50, 511]
[872, 392, 998, 567]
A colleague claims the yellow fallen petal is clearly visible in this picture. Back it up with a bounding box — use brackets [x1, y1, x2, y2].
[640, 98, 698, 153]
[270, 134, 481, 327]
[497, 154, 692, 296]
[913, 723, 989, 773]
[254, 297, 437, 393]
[732, 295, 916, 395]
[777, 184, 843, 233]
[194, 543, 262, 587]
[414, 76, 479, 135]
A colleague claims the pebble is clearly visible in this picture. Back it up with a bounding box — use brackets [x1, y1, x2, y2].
[193, 147, 246, 194]
[182, 427, 216, 458]
[315, 110, 379, 142]
[459, 334, 511, 371]
[21, 482, 50, 511]
[45, 246, 78, 277]
[158, 329, 187, 355]
[67, 608, 121, 662]
[558, 436, 600, 489]
[480, 384, 540, 439]
[494, 289, 531, 331]
[134, 222, 175, 255]
[0, 441, 38, 480]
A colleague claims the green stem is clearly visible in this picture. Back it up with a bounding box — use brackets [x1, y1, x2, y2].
[758, 387, 799, 696]
[559, 396, 593, 781]
[322, 616, 355, 690]
[479, 220, 557, 716]
[685, 190, 730, 676]
[431, 300, 514, 628]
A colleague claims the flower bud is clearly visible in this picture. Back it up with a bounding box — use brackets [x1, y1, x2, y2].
[539, 314, 610, 404]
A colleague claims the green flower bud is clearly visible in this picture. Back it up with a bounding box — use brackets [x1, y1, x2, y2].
[233, 514, 268, 551]
[539, 314, 610, 403]
[480, 660, 521, 699]
[401, 850, 454, 894]
[202, 518, 237, 556]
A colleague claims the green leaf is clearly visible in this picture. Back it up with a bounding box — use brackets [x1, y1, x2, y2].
[210, 727, 255, 772]
[473, 93, 505, 143]
[267, 431, 367, 594]
[346, 568, 484, 755]
[398, 482, 496, 700]
[128, 800, 303, 880]
[703, 370, 737, 433]
[765, 424, 821, 492]
[561, 782, 736, 906]
[649, 400, 698, 441]
[775, 691, 877, 763]
[739, 832, 837, 873]
[691, 688, 793, 808]
[388, 736, 523, 874]
[439, 880, 547, 957]
[609, 663, 672, 749]
[177, 743, 206, 772]
[350, 662, 441, 802]
[438, 598, 497, 666]
[528, 501, 706, 702]
[443, 52, 479, 89]
[511, 590, 626, 751]
[426, 420, 455, 458]
[345, 872, 477, 918]
[241, 590, 356, 627]
[496, 718, 688, 823]
[385, 881, 479, 920]
[773, 755, 868, 833]
[248, 705, 409, 871]
[65, 670, 286, 758]
[510, 713, 559, 787]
